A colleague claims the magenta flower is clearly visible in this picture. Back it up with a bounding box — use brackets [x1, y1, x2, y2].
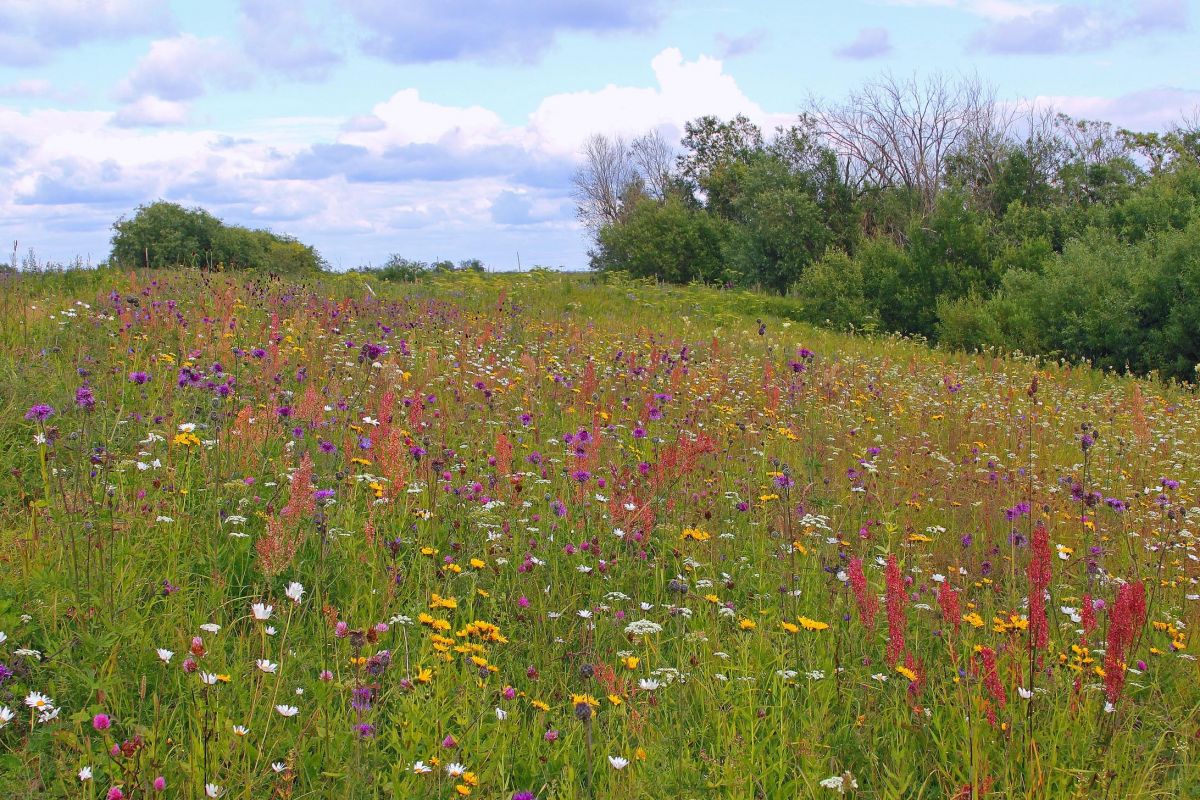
[25, 404, 54, 421]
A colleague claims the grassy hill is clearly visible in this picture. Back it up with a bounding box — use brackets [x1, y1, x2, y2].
[1, 268, 1197, 798]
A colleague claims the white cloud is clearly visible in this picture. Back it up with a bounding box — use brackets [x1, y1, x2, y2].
[0, 78, 87, 104]
[115, 34, 249, 106]
[113, 96, 192, 127]
[883, 0, 1052, 21]
[0, 0, 172, 65]
[526, 48, 790, 156]
[238, 0, 341, 80]
[1034, 86, 1200, 131]
[339, 90, 513, 152]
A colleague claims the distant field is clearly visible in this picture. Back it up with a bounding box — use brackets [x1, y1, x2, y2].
[1, 268, 1197, 799]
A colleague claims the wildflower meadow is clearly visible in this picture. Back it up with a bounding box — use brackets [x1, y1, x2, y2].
[2, 267, 1199, 799]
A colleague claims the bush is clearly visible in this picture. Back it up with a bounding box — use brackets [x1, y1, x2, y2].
[791, 249, 875, 331]
[111, 201, 324, 273]
[591, 197, 731, 285]
[934, 293, 1004, 352]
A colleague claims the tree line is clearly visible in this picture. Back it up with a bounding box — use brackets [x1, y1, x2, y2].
[109, 201, 327, 274]
[577, 73, 1200, 380]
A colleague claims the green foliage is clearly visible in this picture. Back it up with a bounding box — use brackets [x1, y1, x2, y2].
[110, 200, 325, 273]
[583, 108, 1200, 379]
[591, 196, 731, 284]
[792, 248, 875, 330]
[723, 158, 834, 294]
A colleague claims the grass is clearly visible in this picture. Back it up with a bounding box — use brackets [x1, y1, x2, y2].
[0, 266, 1197, 799]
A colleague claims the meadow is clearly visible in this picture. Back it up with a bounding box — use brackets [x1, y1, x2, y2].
[1, 267, 1198, 799]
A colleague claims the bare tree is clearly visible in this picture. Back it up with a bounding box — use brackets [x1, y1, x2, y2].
[572, 134, 637, 232]
[807, 72, 994, 213]
[1053, 113, 1130, 167]
[629, 130, 676, 201]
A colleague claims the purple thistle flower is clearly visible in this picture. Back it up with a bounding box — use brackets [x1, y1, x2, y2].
[351, 686, 373, 712]
[25, 403, 54, 421]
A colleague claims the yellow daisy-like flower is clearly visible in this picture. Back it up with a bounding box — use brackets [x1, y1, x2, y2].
[797, 616, 829, 631]
[896, 665, 918, 682]
[622, 656, 640, 670]
[430, 593, 458, 610]
[680, 528, 711, 542]
[530, 699, 550, 712]
[780, 621, 800, 635]
[738, 618, 757, 630]
[571, 694, 600, 709]
[608, 694, 623, 706]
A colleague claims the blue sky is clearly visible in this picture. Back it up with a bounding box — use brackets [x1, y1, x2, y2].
[1, 0, 1197, 270]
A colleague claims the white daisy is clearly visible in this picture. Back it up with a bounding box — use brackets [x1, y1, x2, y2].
[285, 582, 305, 604]
[275, 704, 299, 717]
[608, 756, 629, 770]
[24, 691, 53, 711]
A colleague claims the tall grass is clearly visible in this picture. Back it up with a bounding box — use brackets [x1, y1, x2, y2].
[0, 267, 1196, 799]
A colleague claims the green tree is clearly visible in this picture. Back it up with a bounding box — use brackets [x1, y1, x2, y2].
[111, 201, 324, 272]
[110, 201, 221, 268]
[591, 196, 730, 284]
[793, 249, 876, 330]
[723, 156, 835, 294]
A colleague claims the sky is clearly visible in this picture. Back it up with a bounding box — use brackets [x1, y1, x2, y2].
[1, 0, 1198, 271]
